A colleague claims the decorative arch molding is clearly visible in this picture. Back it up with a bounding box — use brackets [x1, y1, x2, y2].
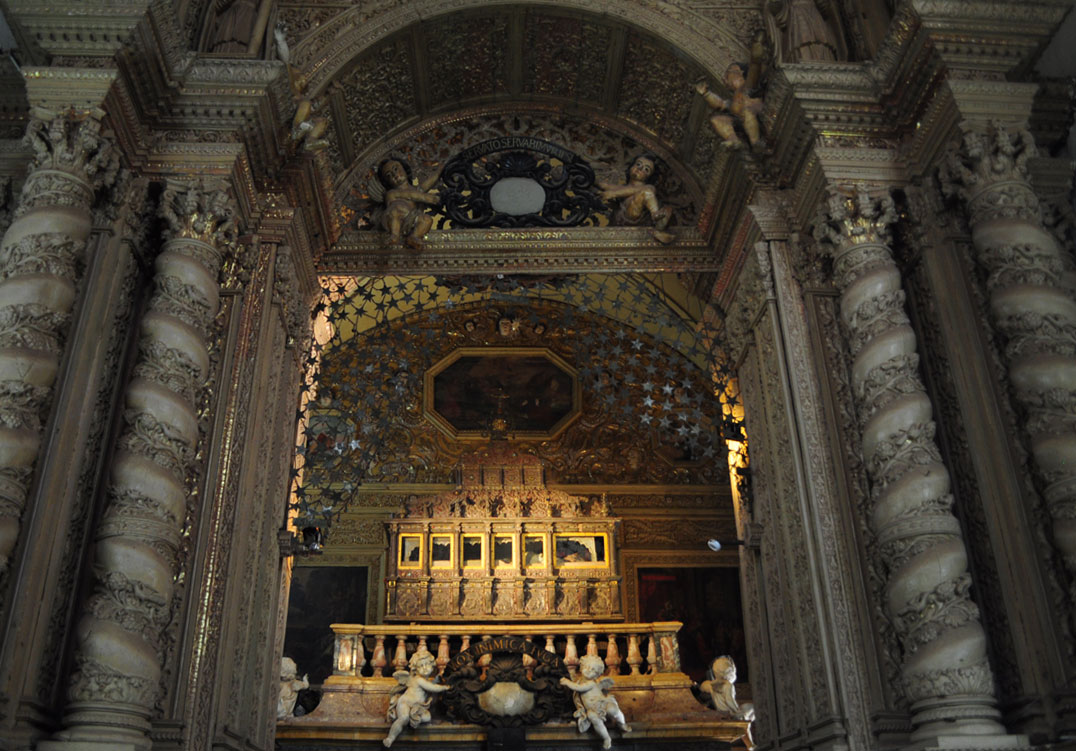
[288, 0, 750, 98]
[333, 104, 708, 231]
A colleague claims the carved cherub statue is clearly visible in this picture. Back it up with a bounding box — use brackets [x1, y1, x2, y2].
[383, 651, 448, 747]
[277, 657, 309, 719]
[694, 33, 767, 149]
[598, 154, 675, 244]
[560, 654, 632, 749]
[700, 656, 755, 746]
[369, 158, 442, 250]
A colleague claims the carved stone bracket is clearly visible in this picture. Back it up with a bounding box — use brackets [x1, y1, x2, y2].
[59, 181, 234, 747]
[0, 109, 118, 575]
[941, 122, 1076, 601]
[814, 183, 1012, 744]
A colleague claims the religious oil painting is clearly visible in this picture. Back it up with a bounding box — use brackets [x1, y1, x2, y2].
[524, 534, 546, 567]
[430, 535, 453, 567]
[638, 567, 747, 683]
[462, 534, 484, 568]
[284, 566, 368, 685]
[554, 533, 608, 567]
[493, 535, 515, 567]
[426, 348, 580, 438]
[399, 534, 423, 568]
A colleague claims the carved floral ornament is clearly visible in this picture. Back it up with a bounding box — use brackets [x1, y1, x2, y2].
[160, 179, 239, 248]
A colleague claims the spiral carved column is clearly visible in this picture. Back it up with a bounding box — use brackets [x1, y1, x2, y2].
[942, 123, 1076, 587]
[0, 110, 118, 572]
[53, 181, 235, 750]
[816, 187, 1011, 744]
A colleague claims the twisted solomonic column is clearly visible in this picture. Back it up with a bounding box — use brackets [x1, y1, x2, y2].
[942, 122, 1076, 587]
[815, 187, 1012, 744]
[54, 181, 235, 749]
[0, 109, 119, 572]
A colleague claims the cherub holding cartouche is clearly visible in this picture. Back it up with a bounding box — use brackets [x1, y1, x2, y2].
[694, 33, 768, 149]
[369, 158, 442, 250]
[560, 654, 632, 749]
[383, 652, 448, 747]
[598, 153, 674, 244]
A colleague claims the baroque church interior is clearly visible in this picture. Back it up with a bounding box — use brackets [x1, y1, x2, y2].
[0, 0, 1075, 750]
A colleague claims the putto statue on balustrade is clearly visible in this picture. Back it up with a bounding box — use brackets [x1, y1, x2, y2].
[700, 655, 755, 746]
[560, 654, 632, 750]
[383, 651, 449, 747]
[277, 657, 309, 719]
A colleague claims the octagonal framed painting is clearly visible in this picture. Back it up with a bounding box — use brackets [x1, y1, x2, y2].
[423, 347, 581, 440]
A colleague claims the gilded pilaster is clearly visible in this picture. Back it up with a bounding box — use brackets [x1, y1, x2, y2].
[942, 123, 1076, 595]
[815, 185, 1014, 746]
[0, 109, 118, 574]
[47, 181, 235, 751]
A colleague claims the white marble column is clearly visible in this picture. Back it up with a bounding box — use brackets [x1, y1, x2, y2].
[45, 181, 235, 751]
[0, 109, 118, 573]
[942, 123, 1076, 588]
[815, 186, 1015, 746]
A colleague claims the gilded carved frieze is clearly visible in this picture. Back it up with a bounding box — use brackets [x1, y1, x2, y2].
[332, 37, 418, 164]
[522, 14, 611, 102]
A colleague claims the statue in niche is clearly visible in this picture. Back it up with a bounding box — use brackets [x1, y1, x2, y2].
[598, 154, 675, 244]
[207, 0, 260, 53]
[383, 652, 449, 747]
[560, 655, 632, 750]
[369, 158, 442, 250]
[277, 657, 309, 719]
[766, 0, 842, 63]
[700, 655, 755, 745]
[694, 33, 767, 149]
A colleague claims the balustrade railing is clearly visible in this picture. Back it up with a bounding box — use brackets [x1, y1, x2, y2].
[329, 621, 683, 681]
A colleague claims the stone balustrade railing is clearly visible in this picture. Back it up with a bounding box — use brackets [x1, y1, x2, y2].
[328, 621, 684, 682]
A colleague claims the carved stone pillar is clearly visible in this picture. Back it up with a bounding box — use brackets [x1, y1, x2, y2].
[815, 186, 1014, 745]
[942, 123, 1076, 589]
[46, 181, 235, 750]
[0, 109, 118, 572]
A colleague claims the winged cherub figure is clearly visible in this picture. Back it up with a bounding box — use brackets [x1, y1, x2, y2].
[369, 158, 442, 250]
[598, 153, 675, 244]
[694, 33, 767, 148]
[560, 654, 632, 749]
[383, 651, 448, 747]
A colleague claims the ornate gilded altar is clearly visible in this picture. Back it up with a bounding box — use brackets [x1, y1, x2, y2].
[384, 450, 622, 621]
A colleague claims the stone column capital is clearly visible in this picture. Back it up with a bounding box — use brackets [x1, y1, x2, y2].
[160, 179, 238, 250]
[23, 108, 120, 187]
[813, 185, 897, 289]
[940, 122, 1040, 226]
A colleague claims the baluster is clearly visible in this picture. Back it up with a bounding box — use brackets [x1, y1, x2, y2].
[522, 635, 536, 678]
[604, 633, 620, 676]
[372, 635, 388, 677]
[417, 634, 430, 657]
[544, 635, 556, 654]
[646, 634, 658, 675]
[461, 634, 472, 652]
[436, 634, 451, 677]
[393, 634, 409, 672]
[626, 633, 642, 676]
[355, 635, 367, 677]
[564, 634, 580, 678]
[585, 633, 598, 659]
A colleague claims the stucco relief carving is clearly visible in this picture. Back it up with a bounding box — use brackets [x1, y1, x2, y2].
[814, 184, 1006, 739]
[64, 181, 234, 744]
[941, 122, 1076, 599]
